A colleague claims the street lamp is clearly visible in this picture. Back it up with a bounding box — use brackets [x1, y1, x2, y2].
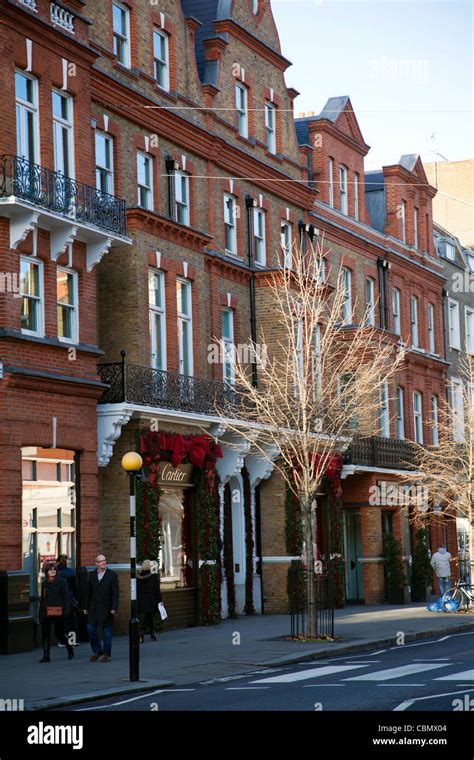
[121, 451, 143, 682]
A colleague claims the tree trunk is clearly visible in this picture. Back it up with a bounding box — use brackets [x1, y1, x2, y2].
[303, 499, 317, 637]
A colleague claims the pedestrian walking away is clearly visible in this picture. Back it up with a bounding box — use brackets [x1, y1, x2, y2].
[430, 546, 454, 596]
[84, 554, 119, 662]
[38, 561, 74, 663]
[137, 559, 163, 642]
[56, 554, 79, 647]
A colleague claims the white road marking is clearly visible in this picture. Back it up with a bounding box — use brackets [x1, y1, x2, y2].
[75, 688, 195, 711]
[345, 661, 381, 664]
[412, 658, 451, 661]
[251, 664, 368, 684]
[343, 663, 450, 681]
[394, 688, 474, 712]
[435, 670, 474, 681]
[302, 684, 346, 687]
[225, 687, 270, 690]
[377, 683, 425, 687]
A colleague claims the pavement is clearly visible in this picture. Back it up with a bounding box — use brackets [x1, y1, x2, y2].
[1, 603, 473, 710]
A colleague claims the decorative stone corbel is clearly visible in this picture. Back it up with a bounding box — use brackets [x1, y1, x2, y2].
[97, 406, 133, 467]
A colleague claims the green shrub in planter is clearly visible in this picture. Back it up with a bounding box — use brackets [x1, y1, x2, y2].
[383, 533, 406, 604]
[411, 528, 433, 602]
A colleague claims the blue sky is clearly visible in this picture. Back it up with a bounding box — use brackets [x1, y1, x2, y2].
[271, 0, 473, 169]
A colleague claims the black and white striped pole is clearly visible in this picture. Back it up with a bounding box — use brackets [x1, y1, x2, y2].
[121, 451, 143, 682]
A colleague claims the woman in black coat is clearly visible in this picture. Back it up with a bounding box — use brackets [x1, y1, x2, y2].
[38, 561, 74, 662]
[137, 560, 163, 641]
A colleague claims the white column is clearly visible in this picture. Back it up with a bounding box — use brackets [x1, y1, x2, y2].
[218, 482, 225, 575]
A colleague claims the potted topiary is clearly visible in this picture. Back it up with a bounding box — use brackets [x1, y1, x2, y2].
[382, 533, 406, 604]
[411, 528, 433, 602]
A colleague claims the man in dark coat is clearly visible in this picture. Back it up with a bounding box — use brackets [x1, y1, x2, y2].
[83, 554, 119, 662]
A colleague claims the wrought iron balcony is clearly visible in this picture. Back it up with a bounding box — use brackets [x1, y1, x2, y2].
[344, 435, 417, 469]
[0, 155, 127, 237]
[97, 358, 249, 417]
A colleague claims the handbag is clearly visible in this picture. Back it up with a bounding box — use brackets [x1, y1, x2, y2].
[46, 606, 63, 617]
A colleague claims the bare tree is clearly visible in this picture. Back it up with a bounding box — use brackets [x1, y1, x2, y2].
[402, 352, 474, 563]
[215, 239, 407, 637]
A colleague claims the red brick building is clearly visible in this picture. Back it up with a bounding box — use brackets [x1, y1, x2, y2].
[0, 0, 129, 652]
[0, 0, 461, 653]
[296, 101, 455, 602]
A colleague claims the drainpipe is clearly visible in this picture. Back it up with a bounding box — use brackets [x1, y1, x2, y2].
[245, 194, 258, 387]
[441, 288, 448, 361]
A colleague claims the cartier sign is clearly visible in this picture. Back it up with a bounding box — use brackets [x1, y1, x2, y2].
[157, 462, 194, 487]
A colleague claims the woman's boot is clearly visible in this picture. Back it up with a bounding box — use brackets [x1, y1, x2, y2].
[66, 643, 74, 660]
[39, 640, 51, 663]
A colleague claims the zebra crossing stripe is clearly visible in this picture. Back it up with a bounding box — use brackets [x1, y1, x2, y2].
[435, 670, 474, 681]
[251, 664, 368, 684]
[343, 663, 451, 681]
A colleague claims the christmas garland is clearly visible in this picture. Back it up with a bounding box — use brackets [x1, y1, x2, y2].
[138, 431, 223, 625]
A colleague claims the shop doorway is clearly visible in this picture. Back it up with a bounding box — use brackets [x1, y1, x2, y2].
[344, 510, 364, 602]
[21, 447, 76, 617]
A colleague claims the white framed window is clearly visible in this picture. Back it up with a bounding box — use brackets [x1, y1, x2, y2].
[149, 270, 166, 370]
[431, 395, 439, 447]
[410, 296, 419, 348]
[328, 158, 334, 208]
[293, 318, 303, 398]
[413, 390, 423, 444]
[339, 165, 348, 215]
[224, 194, 237, 255]
[396, 387, 405, 439]
[354, 173, 359, 220]
[52, 91, 74, 179]
[153, 28, 169, 91]
[380, 382, 390, 437]
[341, 267, 352, 324]
[95, 132, 114, 194]
[401, 201, 407, 243]
[392, 287, 401, 335]
[57, 268, 78, 343]
[177, 279, 193, 376]
[448, 298, 461, 349]
[428, 303, 435, 353]
[253, 208, 266, 266]
[466, 252, 474, 272]
[365, 277, 375, 326]
[174, 170, 189, 225]
[413, 207, 418, 248]
[221, 309, 235, 385]
[20, 256, 43, 337]
[311, 323, 322, 402]
[339, 372, 358, 430]
[280, 221, 292, 269]
[235, 83, 248, 138]
[112, 1, 131, 67]
[445, 241, 456, 261]
[451, 378, 464, 442]
[252, 0, 259, 13]
[137, 152, 153, 210]
[465, 307, 474, 354]
[15, 71, 39, 164]
[265, 102, 276, 154]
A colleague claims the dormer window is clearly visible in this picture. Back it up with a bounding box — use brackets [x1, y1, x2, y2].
[445, 242, 456, 261]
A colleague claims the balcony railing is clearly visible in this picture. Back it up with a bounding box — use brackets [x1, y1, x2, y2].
[0, 155, 127, 237]
[98, 358, 249, 417]
[344, 436, 417, 469]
